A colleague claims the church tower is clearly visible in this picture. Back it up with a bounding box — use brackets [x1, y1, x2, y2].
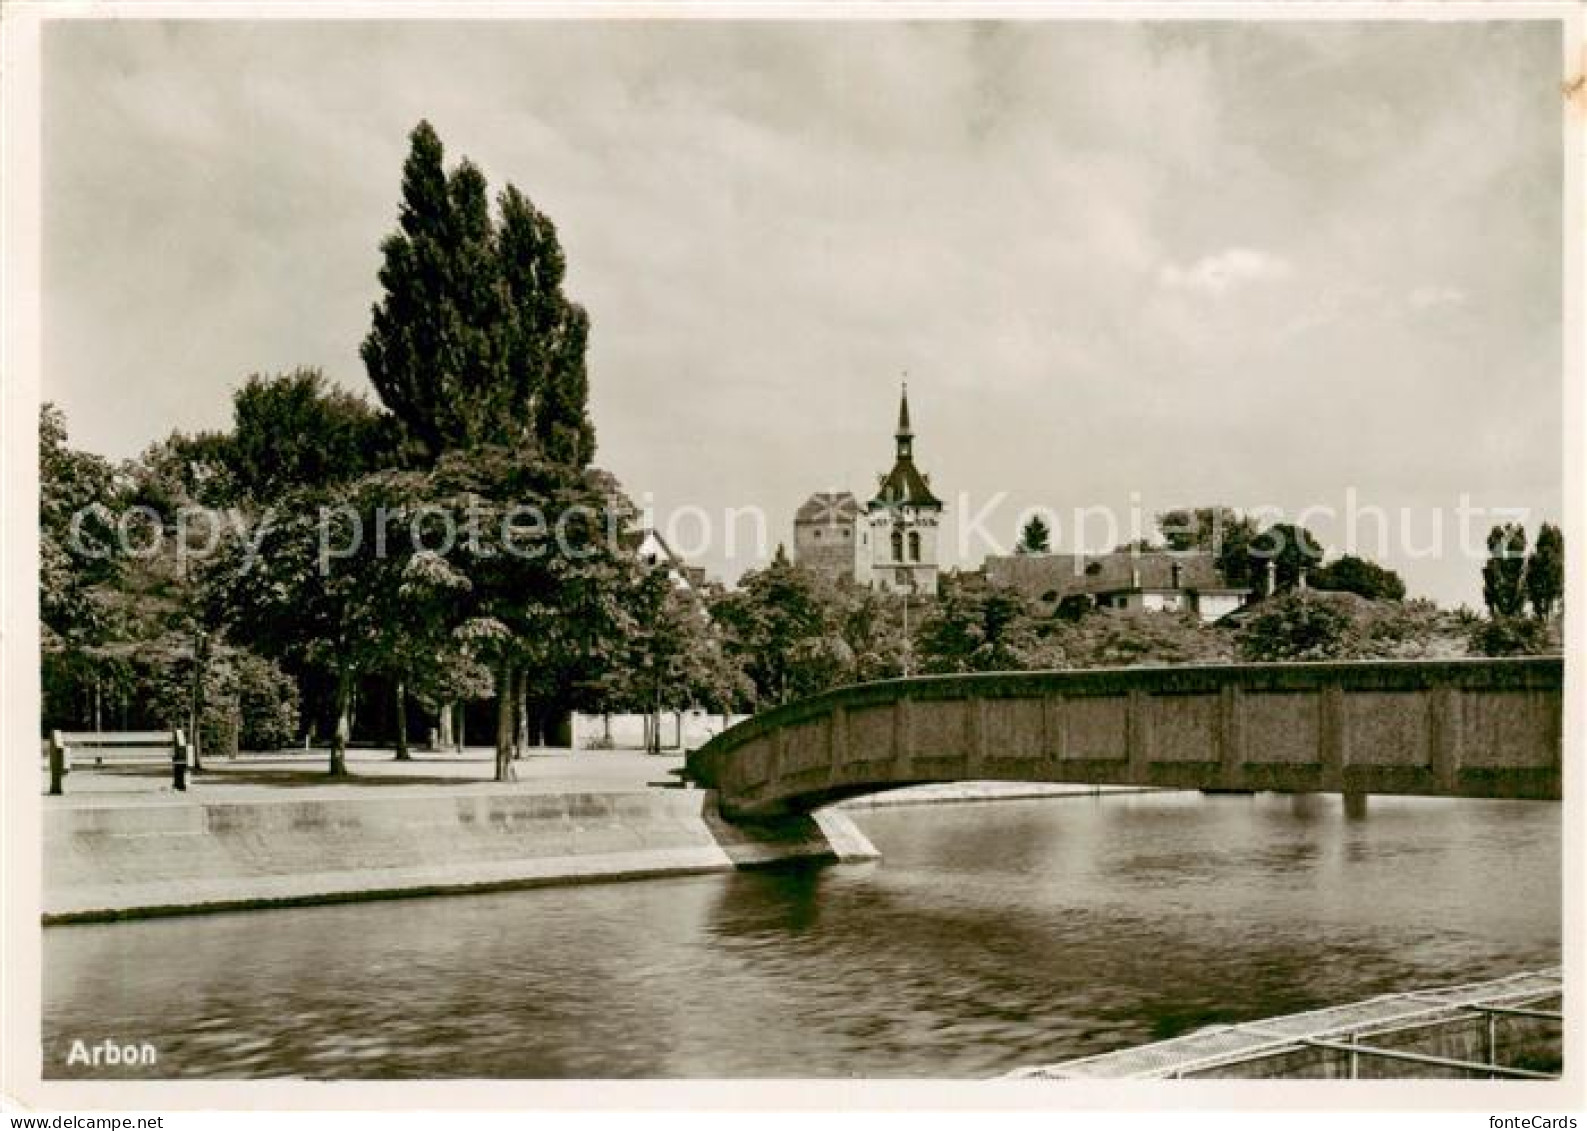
[867, 384, 943, 595]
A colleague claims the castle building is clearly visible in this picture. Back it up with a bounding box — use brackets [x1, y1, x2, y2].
[793, 385, 943, 596]
[792, 491, 869, 587]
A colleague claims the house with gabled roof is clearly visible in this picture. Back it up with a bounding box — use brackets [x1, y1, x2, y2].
[984, 549, 1250, 623]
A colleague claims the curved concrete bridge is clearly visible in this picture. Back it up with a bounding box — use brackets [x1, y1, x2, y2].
[686, 658, 1564, 818]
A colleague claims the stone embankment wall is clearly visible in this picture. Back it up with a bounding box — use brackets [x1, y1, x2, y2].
[44, 789, 877, 923]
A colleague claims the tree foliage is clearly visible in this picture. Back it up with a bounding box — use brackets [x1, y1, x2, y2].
[601, 567, 751, 747]
[414, 448, 633, 778]
[1482, 523, 1529, 618]
[1052, 608, 1234, 668]
[1247, 522, 1325, 593]
[1468, 614, 1554, 657]
[229, 369, 402, 505]
[710, 550, 852, 706]
[1235, 592, 1360, 661]
[361, 121, 595, 467]
[1524, 522, 1564, 621]
[125, 429, 236, 520]
[40, 404, 127, 648]
[1235, 591, 1465, 662]
[915, 587, 1054, 674]
[1311, 554, 1406, 601]
[839, 588, 909, 683]
[1016, 514, 1051, 555]
[1157, 505, 1258, 587]
[202, 472, 472, 775]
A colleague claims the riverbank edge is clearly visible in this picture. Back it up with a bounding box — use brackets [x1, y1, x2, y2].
[42, 783, 1157, 925]
[41, 787, 881, 925]
[45, 783, 1138, 925]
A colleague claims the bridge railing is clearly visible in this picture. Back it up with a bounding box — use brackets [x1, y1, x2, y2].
[687, 657, 1564, 816]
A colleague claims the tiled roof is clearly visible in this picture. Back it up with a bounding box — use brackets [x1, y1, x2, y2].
[795, 491, 864, 524]
[870, 459, 942, 509]
[984, 550, 1240, 600]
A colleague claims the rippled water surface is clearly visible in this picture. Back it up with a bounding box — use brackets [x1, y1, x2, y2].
[44, 792, 1560, 1078]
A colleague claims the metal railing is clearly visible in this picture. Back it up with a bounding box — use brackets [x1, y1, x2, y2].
[1007, 968, 1562, 1080]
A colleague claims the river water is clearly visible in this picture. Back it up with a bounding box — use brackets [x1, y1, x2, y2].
[43, 792, 1559, 1078]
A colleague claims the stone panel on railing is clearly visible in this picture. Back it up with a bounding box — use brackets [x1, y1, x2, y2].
[686, 658, 1564, 817]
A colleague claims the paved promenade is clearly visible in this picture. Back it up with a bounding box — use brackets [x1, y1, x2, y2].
[44, 747, 681, 805]
[43, 745, 1120, 808]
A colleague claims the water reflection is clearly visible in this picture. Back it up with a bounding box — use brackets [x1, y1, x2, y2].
[44, 793, 1559, 1078]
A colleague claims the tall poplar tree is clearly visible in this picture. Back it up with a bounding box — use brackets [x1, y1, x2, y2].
[499, 186, 596, 468]
[356, 121, 611, 777]
[1482, 523, 1529, 618]
[362, 121, 595, 467]
[1524, 523, 1564, 621]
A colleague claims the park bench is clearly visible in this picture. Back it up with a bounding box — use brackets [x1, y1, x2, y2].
[47, 729, 189, 795]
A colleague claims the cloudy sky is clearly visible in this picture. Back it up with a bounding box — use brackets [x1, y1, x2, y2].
[44, 17, 1564, 604]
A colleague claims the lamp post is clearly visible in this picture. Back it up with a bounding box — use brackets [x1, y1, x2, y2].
[189, 628, 209, 773]
[901, 572, 918, 679]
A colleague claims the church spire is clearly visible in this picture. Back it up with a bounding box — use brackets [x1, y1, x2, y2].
[895, 381, 914, 461]
[871, 380, 939, 510]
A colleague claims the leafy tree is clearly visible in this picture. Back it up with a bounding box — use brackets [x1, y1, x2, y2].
[602, 564, 754, 750]
[1232, 590, 1462, 662]
[408, 448, 632, 779]
[915, 587, 1053, 674]
[711, 549, 852, 706]
[126, 638, 299, 756]
[1310, 554, 1406, 601]
[1346, 597, 1470, 659]
[412, 650, 495, 751]
[1525, 522, 1564, 621]
[39, 405, 140, 736]
[1235, 592, 1359, 661]
[839, 587, 909, 683]
[40, 407, 260, 743]
[1468, 614, 1554, 657]
[1247, 522, 1325, 593]
[1157, 505, 1259, 587]
[681, 631, 756, 717]
[203, 474, 470, 776]
[1482, 523, 1529, 618]
[125, 429, 237, 519]
[229, 369, 402, 505]
[349, 120, 614, 770]
[499, 186, 596, 468]
[40, 404, 126, 643]
[361, 123, 496, 458]
[361, 121, 594, 467]
[1052, 609, 1234, 669]
[232, 651, 301, 750]
[1016, 514, 1051, 555]
[612, 567, 698, 751]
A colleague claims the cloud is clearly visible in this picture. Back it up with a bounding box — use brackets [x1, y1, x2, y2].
[1157, 248, 1294, 297]
[38, 19, 1563, 608]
